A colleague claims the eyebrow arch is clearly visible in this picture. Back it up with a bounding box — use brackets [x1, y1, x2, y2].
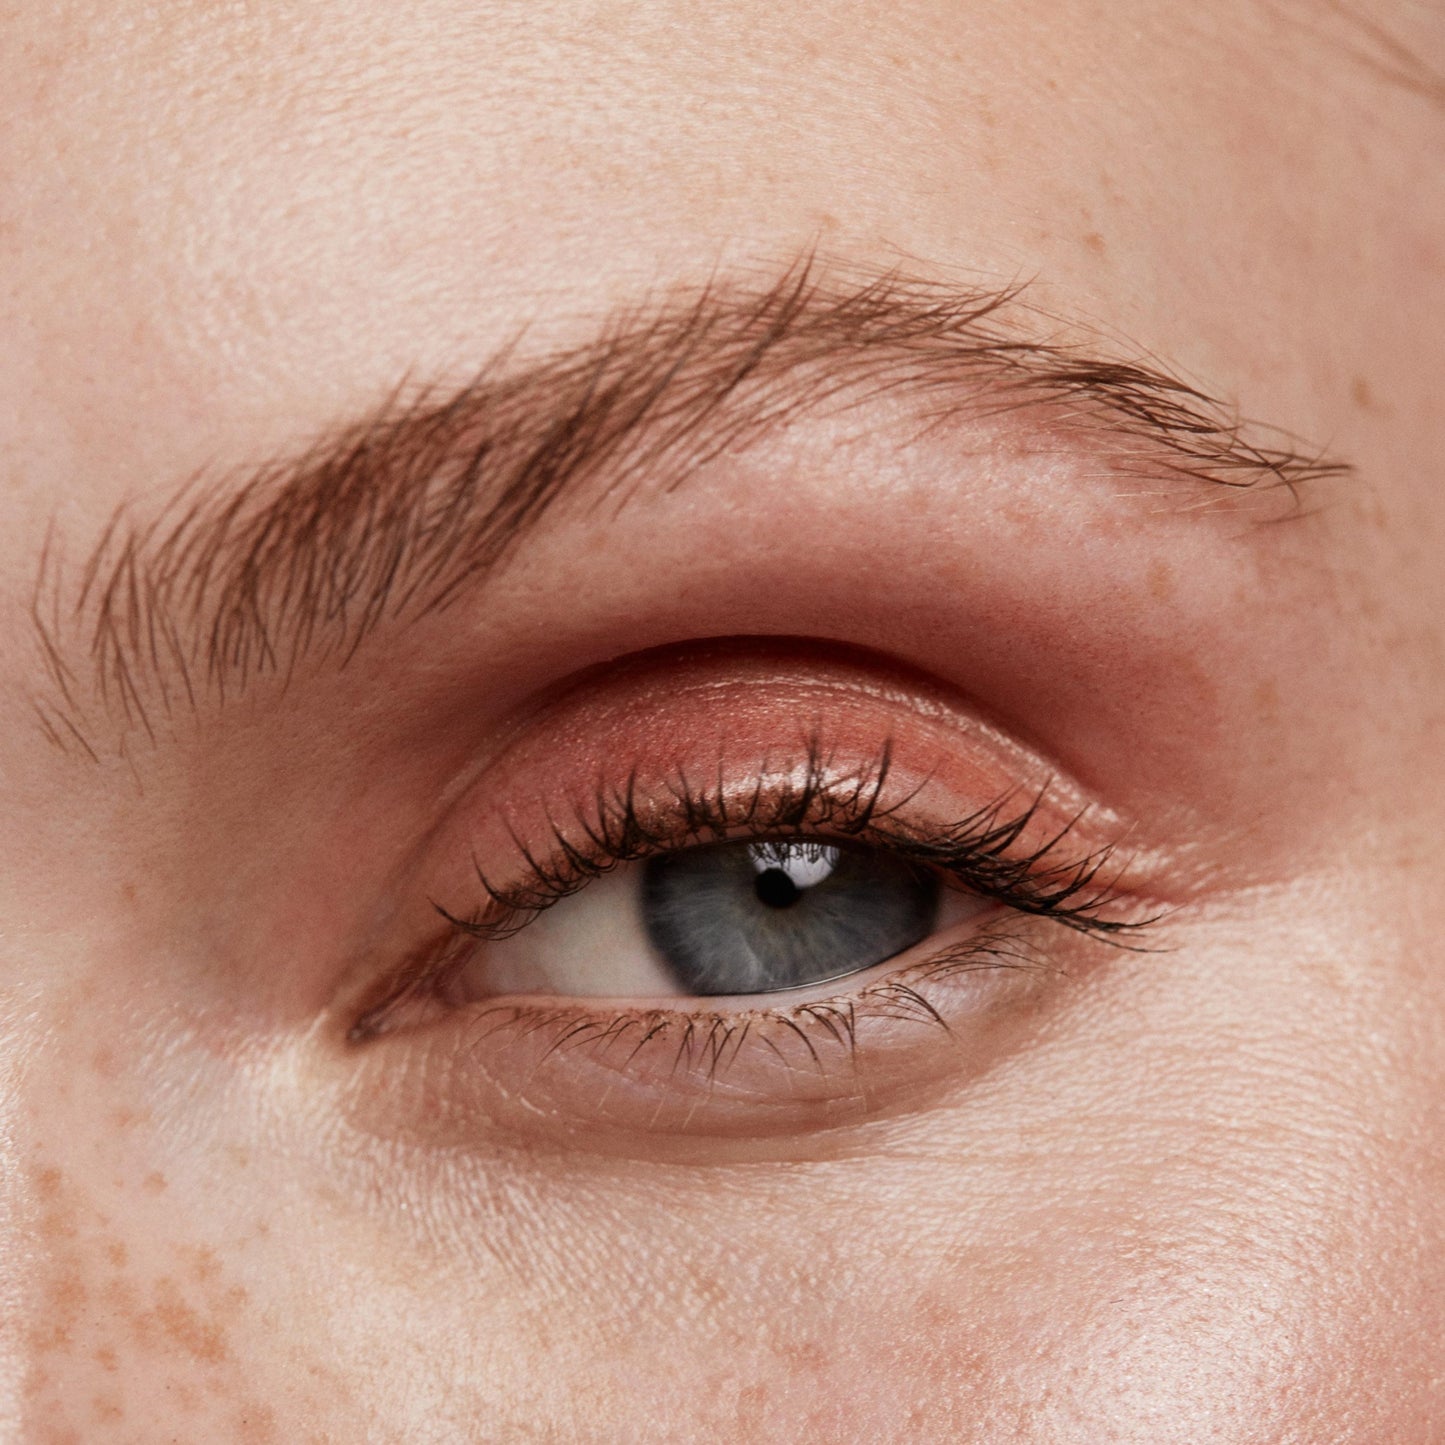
[29, 257, 1347, 762]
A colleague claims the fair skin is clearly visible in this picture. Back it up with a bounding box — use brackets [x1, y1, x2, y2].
[2, 1, 1444, 1440]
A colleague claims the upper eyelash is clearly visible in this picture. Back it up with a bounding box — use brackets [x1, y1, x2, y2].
[433, 736, 1143, 945]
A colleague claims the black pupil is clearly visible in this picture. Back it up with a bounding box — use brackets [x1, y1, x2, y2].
[754, 867, 800, 909]
[640, 838, 939, 996]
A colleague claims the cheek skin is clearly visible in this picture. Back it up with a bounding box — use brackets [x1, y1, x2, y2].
[13, 1035, 336, 1440]
[5, 891, 1362, 1443]
[301, 878, 1441, 1440]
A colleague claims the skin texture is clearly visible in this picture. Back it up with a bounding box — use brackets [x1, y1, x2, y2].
[1, 1, 1444, 1441]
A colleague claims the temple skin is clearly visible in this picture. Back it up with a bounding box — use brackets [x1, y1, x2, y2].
[1, 1, 1444, 1441]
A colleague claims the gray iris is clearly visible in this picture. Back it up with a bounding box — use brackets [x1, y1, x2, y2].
[640, 838, 940, 995]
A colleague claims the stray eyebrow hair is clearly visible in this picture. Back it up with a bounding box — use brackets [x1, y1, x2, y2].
[29, 258, 1346, 762]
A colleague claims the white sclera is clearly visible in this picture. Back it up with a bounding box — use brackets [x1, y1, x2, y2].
[465, 868, 683, 998]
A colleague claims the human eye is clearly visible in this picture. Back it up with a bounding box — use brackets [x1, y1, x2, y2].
[463, 831, 967, 1002]
[337, 643, 1156, 1154]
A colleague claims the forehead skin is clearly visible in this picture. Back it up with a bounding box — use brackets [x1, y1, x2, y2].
[1, 0, 1439, 515]
[0, 1, 1443, 1442]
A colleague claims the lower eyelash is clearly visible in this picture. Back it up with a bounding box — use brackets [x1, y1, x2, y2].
[433, 920, 1066, 1087]
[350, 899, 1070, 1056]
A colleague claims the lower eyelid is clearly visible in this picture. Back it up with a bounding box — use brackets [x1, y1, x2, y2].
[338, 908, 1102, 1158]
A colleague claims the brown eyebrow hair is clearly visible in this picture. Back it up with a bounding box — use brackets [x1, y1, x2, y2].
[28, 258, 1346, 762]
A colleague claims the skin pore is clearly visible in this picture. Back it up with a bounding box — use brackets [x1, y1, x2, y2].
[2, 1, 1444, 1441]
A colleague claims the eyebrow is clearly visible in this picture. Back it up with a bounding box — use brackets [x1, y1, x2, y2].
[29, 258, 1346, 762]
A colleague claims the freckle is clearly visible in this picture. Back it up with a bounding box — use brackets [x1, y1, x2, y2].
[1350, 376, 1372, 409]
[225, 1284, 250, 1309]
[108, 1279, 156, 1350]
[780, 1339, 827, 1372]
[168, 1379, 201, 1413]
[29, 1319, 70, 1352]
[1002, 499, 1044, 539]
[228, 1145, 252, 1169]
[91, 1047, 117, 1078]
[150, 1279, 230, 1364]
[1082, 231, 1106, 257]
[94, 1346, 119, 1372]
[736, 1381, 771, 1426]
[105, 1240, 128, 1268]
[121, 881, 136, 904]
[237, 1403, 279, 1442]
[40, 1208, 78, 1242]
[36, 1167, 63, 1201]
[111, 1106, 147, 1130]
[91, 1396, 124, 1424]
[142, 1171, 167, 1194]
[1253, 679, 1280, 715]
[102, 1272, 139, 1313]
[1146, 559, 1176, 601]
[184, 1245, 222, 1283]
[30, 1271, 85, 1346]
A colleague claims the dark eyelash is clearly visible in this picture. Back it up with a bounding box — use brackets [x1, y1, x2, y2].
[434, 737, 1142, 944]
